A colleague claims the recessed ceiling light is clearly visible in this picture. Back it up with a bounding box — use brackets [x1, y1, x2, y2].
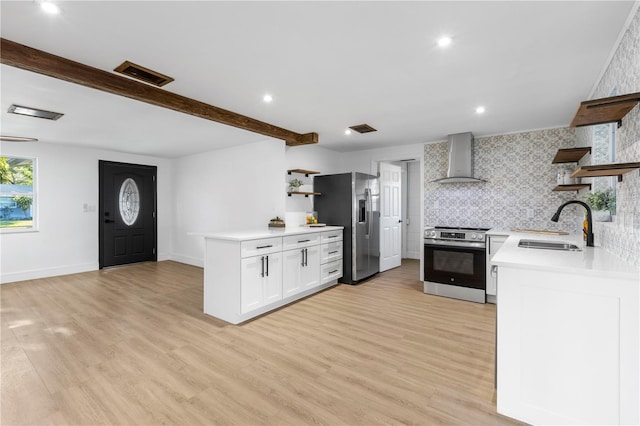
[8, 104, 64, 120]
[437, 36, 452, 48]
[344, 129, 352, 135]
[475, 106, 486, 114]
[263, 94, 273, 103]
[0, 135, 39, 142]
[40, 1, 60, 14]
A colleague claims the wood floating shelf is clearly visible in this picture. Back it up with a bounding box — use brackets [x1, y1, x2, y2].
[552, 147, 591, 164]
[287, 169, 319, 177]
[570, 92, 640, 128]
[287, 191, 321, 198]
[552, 184, 591, 192]
[570, 162, 640, 182]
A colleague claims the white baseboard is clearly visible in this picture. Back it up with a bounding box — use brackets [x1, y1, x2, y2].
[168, 253, 204, 268]
[1, 255, 202, 284]
[405, 251, 421, 260]
[1, 262, 99, 284]
[157, 252, 171, 261]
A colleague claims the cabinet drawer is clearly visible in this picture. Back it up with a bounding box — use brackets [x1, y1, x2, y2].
[282, 233, 320, 250]
[241, 237, 282, 258]
[321, 259, 342, 284]
[321, 229, 343, 243]
[321, 241, 343, 264]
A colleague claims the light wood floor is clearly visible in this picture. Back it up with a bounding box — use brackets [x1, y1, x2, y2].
[1, 260, 522, 425]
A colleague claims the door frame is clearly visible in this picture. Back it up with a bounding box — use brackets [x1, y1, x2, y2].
[98, 160, 157, 269]
[369, 147, 425, 281]
[378, 161, 402, 272]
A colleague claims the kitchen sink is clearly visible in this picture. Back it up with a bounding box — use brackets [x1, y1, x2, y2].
[517, 239, 582, 251]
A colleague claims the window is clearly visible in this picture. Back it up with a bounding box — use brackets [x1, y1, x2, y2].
[0, 157, 36, 231]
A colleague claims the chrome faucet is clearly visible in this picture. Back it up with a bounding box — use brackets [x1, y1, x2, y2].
[550, 200, 594, 247]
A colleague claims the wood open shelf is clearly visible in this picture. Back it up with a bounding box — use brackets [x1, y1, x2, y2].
[570, 162, 640, 182]
[287, 169, 319, 176]
[552, 184, 591, 192]
[287, 191, 321, 198]
[552, 147, 591, 164]
[570, 92, 640, 128]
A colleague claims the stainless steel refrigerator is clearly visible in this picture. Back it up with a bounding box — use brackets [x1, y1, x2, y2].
[314, 172, 379, 284]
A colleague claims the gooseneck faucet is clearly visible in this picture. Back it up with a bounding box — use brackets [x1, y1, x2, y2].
[550, 200, 594, 247]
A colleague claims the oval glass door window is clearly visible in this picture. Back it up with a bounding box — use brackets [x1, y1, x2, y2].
[119, 178, 140, 225]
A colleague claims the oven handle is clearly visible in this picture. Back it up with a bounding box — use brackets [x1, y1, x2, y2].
[424, 240, 486, 251]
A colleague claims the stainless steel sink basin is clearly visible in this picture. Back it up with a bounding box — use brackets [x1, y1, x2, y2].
[518, 239, 582, 251]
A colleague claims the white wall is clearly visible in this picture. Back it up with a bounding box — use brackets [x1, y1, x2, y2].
[171, 138, 286, 266]
[0, 142, 172, 283]
[405, 161, 421, 259]
[284, 144, 342, 224]
[338, 143, 425, 175]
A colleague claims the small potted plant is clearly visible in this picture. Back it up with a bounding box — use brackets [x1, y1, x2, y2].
[288, 178, 303, 193]
[584, 189, 616, 222]
[268, 216, 285, 228]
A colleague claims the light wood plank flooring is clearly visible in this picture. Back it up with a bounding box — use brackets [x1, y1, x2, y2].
[1, 260, 521, 425]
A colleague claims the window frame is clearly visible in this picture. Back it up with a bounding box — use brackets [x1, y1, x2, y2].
[0, 156, 38, 234]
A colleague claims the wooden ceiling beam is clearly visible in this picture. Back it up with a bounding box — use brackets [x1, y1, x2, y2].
[0, 38, 318, 147]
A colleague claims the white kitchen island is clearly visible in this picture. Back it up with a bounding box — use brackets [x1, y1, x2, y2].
[492, 234, 639, 425]
[200, 226, 344, 324]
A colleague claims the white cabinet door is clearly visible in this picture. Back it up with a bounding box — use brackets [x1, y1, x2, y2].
[300, 245, 320, 290]
[283, 248, 305, 297]
[241, 253, 282, 314]
[283, 245, 321, 296]
[263, 252, 283, 304]
[486, 235, 507, 297]
[241, 256, 265, 314]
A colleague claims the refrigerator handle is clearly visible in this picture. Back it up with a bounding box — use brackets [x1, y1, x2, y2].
[365, 188, 372, 237]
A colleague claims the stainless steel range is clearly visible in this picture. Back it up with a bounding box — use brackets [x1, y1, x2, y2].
[423, 226, 489, 303]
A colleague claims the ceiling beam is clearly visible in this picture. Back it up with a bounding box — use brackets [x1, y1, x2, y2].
[0, 38, 318, 146]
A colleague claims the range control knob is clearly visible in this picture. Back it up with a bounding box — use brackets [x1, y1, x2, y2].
[477, 234, 484, 241]
[430, 230, 437, 238]
[470, 233, 477, 240]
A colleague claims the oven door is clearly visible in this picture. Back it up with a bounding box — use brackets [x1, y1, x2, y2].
[424, 240, 486, 289]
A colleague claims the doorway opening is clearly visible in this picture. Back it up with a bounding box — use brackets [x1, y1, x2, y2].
[99, 161, 157, 268]
[378, 159, 422, 273]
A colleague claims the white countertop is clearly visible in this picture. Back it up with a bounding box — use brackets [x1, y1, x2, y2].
[486, 228, 513, 237]
[194, 225, 344, 241]
[492, 232, 639, 281]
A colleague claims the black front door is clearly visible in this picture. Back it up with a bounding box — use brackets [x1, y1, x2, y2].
[99, 161, 157, 268]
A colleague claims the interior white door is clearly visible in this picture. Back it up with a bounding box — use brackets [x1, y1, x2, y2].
[379, 162, 402, 272]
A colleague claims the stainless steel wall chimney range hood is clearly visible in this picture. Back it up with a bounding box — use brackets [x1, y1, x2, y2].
[432, 132, 487, 183]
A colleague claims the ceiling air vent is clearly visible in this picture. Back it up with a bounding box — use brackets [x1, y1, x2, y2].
[349, 124, 377, 134]
[114, 60, 174, 87]
[8, 104, 64, 120]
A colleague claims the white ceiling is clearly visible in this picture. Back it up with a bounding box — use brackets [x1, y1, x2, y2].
[0, 1, 636, 158]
